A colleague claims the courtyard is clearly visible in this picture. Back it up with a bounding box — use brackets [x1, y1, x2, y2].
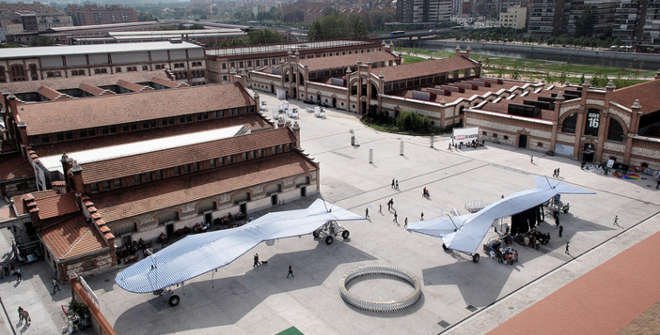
[1, 92, 658, 335]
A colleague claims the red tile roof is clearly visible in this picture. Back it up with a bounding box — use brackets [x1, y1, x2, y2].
[93, 151, 317, 223]
[32, 114, 272, 156]
[79, 83, 114, 96]
[116, 79, 152, 93]
[37, 86, 70, 101]
[79, 127, 296, 184]
[376, 56, 478, 82]
[300, 51, 397, 72]
[151, 77, 188, 88]
[33, 192, 79, 221]
[0, 154, 34, 181]
[18, 83, 255, 136]
[39, 215, 108, 260]
[608, 79, 660, 114]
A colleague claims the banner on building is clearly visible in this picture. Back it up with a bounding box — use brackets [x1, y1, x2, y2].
[452, 127, 479, 145]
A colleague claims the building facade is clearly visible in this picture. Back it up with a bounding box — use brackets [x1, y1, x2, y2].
[3, 81, 319, 280]
[0, 41, 206, 85]
[465, 77, 660, 169]
[0, 2, 72, 34]
[65, 4, 138, 26]
[500, 5, 527, 29]
[206, 40, 383, 83]
[397, 0, 453, 23]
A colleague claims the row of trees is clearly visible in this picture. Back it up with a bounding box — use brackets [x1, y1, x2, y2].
[364, 110, 436, 134]
[449, 28, 622, 49]
[205, 29, 285, 49]
[308, 9, 393, 41]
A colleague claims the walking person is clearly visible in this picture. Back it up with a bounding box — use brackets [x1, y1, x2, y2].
[15, 267, 21, 282]
[393, 211, 398, 223]
[404, 217, 408, 228]
[365, 207, 369, 220]
[558, 225, 563, 238]
[565, 241, 570, 255]
[17, 306, 24, 323]
[51, 278, 61, 294]
[395, 180, 399, 190]
[530, 154, 534, 164]
[556, 168, 560, 177]
[253, 253, 260, 268]
[21, 309, 30, 324]
[379, 204, 382, 214]
[391, 179, 395, 189]
[420, 211, 424, 220]
[286, 265, 294, 279]
[613, 215, 620, 228]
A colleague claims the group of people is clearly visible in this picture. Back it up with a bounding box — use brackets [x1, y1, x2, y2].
[391, 179, 400, 190]
[553, 168, 561, 178]
[253, 253, 294, 279]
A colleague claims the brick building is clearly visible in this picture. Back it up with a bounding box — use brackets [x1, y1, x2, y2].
[2, 80, 318, 280]
[465, 76, 660, 169]
[0, 41, 206, 85]
[206, 40, 383, 83]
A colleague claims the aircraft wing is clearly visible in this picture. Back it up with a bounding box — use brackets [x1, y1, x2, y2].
[406, 214, 472, 238]
[115, 199, 363, 293]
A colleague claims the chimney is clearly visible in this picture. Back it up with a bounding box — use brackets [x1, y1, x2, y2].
[68, 161, 85, 195]
[52, 180, 66, 194]
[455, 45, 461, 55]
[289, 121, 300, 149]
[605, 80, 616, 93]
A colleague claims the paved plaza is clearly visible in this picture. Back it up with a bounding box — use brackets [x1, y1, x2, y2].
[1, 92, 659, 335]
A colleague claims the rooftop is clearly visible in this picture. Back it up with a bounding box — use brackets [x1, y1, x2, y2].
[0, 41, 201, 60]
[18, 83, 255, 136]
[300, 50, 397, 72]
[0, 154, 34, 181]
[609, 79, 660, 114]
[79, 127, 295, 184]
[93, 151, 317, 222]
[12, 191, 79, 221]
[205, 40, 371, 58]
[45, 21, 160, 32]
[376, 56, 478, 82]
[397, 78, 528, 104]
[32, 114, 272, 157]
[38, 215, 107, 260]
[38, 125, 248, 176]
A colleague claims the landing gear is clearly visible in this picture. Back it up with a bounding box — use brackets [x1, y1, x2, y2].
[169, 294, 180, 306]
[314, 221, 350, 245]
[472, 253, 480, 263]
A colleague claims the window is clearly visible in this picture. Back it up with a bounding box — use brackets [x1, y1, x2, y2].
[222, 75, 227, 81]
[174, 63, 185, 69]
[221, 63, 227, 69]
[607, 119, 625, 142]
[41, 135, 50, 143]
[9, 64, 26, 82]
[247, 61, 251, 67]
[29, 64, 38, 80]
[482, 131, 487, 136]
[71, 69, 86, 76]
[503, 135, 509, 140]
[155, 64, 165, 70]
[94, 68, 108, 74]
[115, 67, 122, 73]
[192, 61, 202, 67]
[46, 71, 61, 78]
[142, 65, 149, 71]
[537, 142, 544, 147]
[493, 133, 498, 138]
[0, 66, 5, 82]
[140, 173, 152, 183]
[127, 66, 137, 72]
[561, 113, 577, 133]
[112, 179, 121, 189]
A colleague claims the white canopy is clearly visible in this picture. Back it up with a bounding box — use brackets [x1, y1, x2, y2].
[115, 199, 363, 293]
[407, 176, 595, 254]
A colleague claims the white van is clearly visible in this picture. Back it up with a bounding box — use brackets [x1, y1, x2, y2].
[288, 107, 299, 119]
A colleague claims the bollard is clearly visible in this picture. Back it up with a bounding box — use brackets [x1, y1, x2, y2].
[369, 148, 373, 164]
[400, 140, 404, 156]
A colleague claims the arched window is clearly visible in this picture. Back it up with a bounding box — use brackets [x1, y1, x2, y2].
[9, 64, 26, 82]
[607, 118, 625, 142]
[561, 113, 577, 133]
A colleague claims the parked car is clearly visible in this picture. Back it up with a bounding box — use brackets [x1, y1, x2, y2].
[315, 107, 326, 118]
[288, 107, 299, 119]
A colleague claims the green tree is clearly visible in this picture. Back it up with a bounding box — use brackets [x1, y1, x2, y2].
[575, 6, 596, 37]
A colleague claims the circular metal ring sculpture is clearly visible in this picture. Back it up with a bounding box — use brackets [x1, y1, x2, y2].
[339, 265, 422, 313]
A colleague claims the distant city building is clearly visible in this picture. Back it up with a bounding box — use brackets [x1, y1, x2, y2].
[0, 1, 72, 36]
[0, 41, 206, 85]
[499, 5, 527, 29]
[65, 4, 138, 26]
[566, 0, 619, 37]
[527, 0, 567, 34]
[397, 0, 453, 23]
[642, 0, 660, 45]
[613, 0, 647, 45]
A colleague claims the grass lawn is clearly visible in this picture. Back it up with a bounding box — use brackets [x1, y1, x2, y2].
[395, 47, 656, 80]
[401, 54, 426, 64]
